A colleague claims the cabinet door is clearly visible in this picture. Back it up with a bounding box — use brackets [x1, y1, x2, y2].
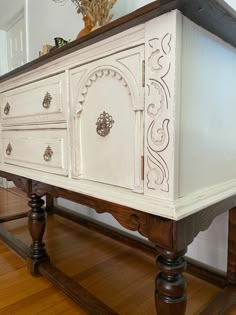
[70, 46, 144, 192]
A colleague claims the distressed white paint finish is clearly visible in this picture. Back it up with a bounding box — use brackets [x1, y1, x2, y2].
[0, 10, 236, 221]
[0, 0, 234, 273]
[0, 162, 175, 217]
[2, 129, 68, 175]
[1, 73, 66, 126]
[179, 16, 236, 198]
[144, 11, 181, 201]
[70, 46, 144, 192]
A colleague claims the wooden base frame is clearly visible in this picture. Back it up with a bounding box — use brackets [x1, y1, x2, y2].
[54, 205, 227, 289]
[0, 171, 236, 314]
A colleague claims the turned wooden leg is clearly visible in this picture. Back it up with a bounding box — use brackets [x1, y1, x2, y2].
[45, 194, 54, 215]
[28, 194, 49, 275]
[155, 248, 187, 315]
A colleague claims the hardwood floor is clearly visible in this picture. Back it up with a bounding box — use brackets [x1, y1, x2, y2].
[0, 187, 221, 314]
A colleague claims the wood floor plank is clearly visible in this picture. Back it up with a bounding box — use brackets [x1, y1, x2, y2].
[7, 187, 28, 200]
[0, 250, 25, 275]
[0, 285, 86, 315]
[0, 188, 28, 205]
[186, 283, 221, 315]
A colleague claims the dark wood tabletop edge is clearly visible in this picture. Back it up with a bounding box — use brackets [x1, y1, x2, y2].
[0, 0, 236, 83]
[178, 0, 236, 49]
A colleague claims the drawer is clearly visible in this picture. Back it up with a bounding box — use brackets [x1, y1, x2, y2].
[2, 129, 68, 175]
[1, 73, 66, 125]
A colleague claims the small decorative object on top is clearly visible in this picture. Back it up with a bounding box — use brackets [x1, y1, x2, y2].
[51, 0, 117, 37]
[39, 44, 53, 57]
[39, 37, 70, 57]
[76, 0, 117, 31]
[48, 37, 71, 53]
[76, 14, 93, 38]
[54, 37, 70, 48]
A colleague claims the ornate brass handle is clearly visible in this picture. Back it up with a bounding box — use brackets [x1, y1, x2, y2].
[43, 145, 53, 162]
[4, 102, 10, 115]
[42, 92, 52, 109]
[6, 143, 12, 156]
[96, 111, 115, 137]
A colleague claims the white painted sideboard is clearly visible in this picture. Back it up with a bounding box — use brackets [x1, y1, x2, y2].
[0, 9, 236, 220]
[0, 1, 236, 314]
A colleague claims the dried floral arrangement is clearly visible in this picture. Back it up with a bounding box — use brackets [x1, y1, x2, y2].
[52, 0, 117, 28]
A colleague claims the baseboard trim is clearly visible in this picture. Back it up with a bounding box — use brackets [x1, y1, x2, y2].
[200, 285, 236, 315]
[0, 225, 30, 259]
[54, 205, 227, 289]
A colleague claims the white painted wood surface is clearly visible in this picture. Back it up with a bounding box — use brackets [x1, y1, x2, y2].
[2, 129, 68, 175]
[0, 10, 236, 220]
[1, 73, 66, 125]
[179, 16, 236, 197]
[70, 46, 144, 192]
[144, 11, 182, 201]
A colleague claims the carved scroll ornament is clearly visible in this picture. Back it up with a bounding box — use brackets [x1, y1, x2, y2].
[146, 33, 172, 193]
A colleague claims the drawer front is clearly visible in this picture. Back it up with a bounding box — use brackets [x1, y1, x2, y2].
[1, 73, 66, 125]
[70, 46, 144, 192]
[2, 129, 68, 175]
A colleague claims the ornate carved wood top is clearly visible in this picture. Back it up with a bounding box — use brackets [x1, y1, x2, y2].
[0, 0, 235, 83]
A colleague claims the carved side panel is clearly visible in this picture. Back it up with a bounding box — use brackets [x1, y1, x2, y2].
[144, 11, 179, 200]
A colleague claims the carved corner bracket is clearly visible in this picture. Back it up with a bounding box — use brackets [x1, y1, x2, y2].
[0, 171, 32, 195]
[12, 178, 32, 195]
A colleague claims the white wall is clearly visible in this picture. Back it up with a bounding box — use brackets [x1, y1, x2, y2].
[0, 0, 25, 30]
[26, 0, 83, 61]
[0, 30, 8, 75]
[112, 0, 153, 18]
[26, 0, 154, 61]
[225, 0, 236, 10]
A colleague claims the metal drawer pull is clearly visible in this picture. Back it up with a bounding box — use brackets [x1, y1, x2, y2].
[43, 145, 53, 162]
[6, 143, 12, 156]
[42, 92, 52, 109]
[4, 102, 10, 115]
[96, 111, 115, 137]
